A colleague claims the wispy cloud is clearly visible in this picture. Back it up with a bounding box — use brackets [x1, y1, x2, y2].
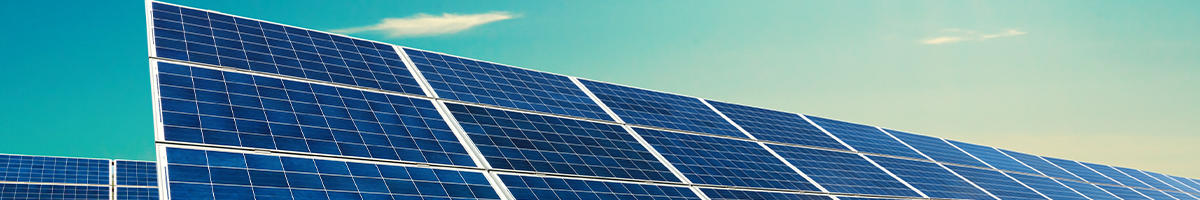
[331, 12, 516, 38]
[920, 29, 1027, 45]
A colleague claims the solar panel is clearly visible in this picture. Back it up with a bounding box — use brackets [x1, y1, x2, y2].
[444, 103, 679, 182]
[944, 165, 1045, 199]
[1163, 190, 1198, 200]
[865, 155, 994, 200]
[1145, 171, 1200, 195]
[498, 174, 701, 200]
[1079, 162, 1151, 188]
[403, 48, 613, 121]
[634, 127, 819, 191]
[701, 188, 833, 200]
[163, 147, 501, 200]
[1168, 175, 1200, 194]
[767, 145, 920, 197]
[804, 116, 924, 159]
[0, 184, 109, 200]
[578, 79, 745, 138]
[1005, 172, 1089, 200]
[1042, 157, 1122, 185]
[150, 2, 426, 96]
[156, 62, 475, 166]
[705, 100, 846, 150]
[0, 154, 109, 185]
[998, 149, 1084, 181]
[117, 187, 159, 200]
[116, 161, 157, 187]
[885, 129, 989, 168]
[1095, 185, 1149, 199]
[1057, 179, 1121, 200]
[946, 140, 1041, 175]
[1114, 166, 1179, 191]
[1135, 187, 1178, 200]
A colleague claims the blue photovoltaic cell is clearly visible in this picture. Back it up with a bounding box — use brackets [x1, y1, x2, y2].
[1079, 162, 1151, 188]
[156, 62, 474, 166]
[701, 188, 833, 200]
[767, 145, 920, 197]
[1043, 157, 1121, 185]
[444, 103, 679, 182]
[634, 128, 819, 191]
[0, 184, 108, 200]
[150, 2, 425, 96]
[1164, 190, 1198, 200]
[579, 80, 745, 138]
[1114, 167, 1178, 191]
[1168, 175, 1200, 194]
[116, 160, 158, 186]
[1000, 149, 1084, 181]
[706, 101, 846, 150]
[886, 129, 989, 168]
[403, 48, 613, 121]
[866, 155, 994, 200]
[163, 147, 501, 200]
[1096, 185, 1148, 199]
[1006, 173, 1089, 200]
[946, 140, 1040, 175]
[498, 174, 700, 200]
[118, 187, 159, 200]
[1136, 188, 1177, 200]
[1145, 172, 1200, 195]
[945, 165, 1044, 200]
[1058, 180, 1120, 200]
[0, 154, 109, 185]
[804, 116, 924, 159]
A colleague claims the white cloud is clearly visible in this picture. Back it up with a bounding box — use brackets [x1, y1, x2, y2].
[920, 29, 1027, 45]
[331, 12, 516, 38]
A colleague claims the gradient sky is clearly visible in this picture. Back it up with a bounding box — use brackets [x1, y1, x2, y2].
[0, 0, 1196, 177]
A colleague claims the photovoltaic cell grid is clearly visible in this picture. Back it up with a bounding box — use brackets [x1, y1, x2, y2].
[866, 155, 994, 200]
[706, 100, 847, 150]
[578, 79, 745, 138]
[1164, 190, 1198, 200]
[766, 144, 920, 197]
[1043, 157, 1122, 185]
[1080, 162, 1151, 188]
[946, 140, 1041, 175]
[498, 174, 700, 200]
[1057, 179, 1120, 200]
[944, 165, 1044, 200]
[805, 116, 924, 159]
[1115, 166, 1179, 191]
[0, 154, 109, 185]
[634, 128, 819, 191]
[150, 3, 426, 96]
[1171, 176, 1200, 194]
[157, 62, 474, 166]
[1096, 185, 1148, 199]
[116, 160, 157, 186]
[701, 188, 833, 200]
[1000, 149, 1084, 181]
[117, 187, 159, 200]
[163, 148, 501, 200]
[0, 184, 108, 200]
[403, 48, 613, 121]
[886, 129, 989, 168]
[444, 103, 679, 182]
[1006, 172, 1089, 200]
[1146, 171, 1200, 195]
[1136, 188, 1178, 200]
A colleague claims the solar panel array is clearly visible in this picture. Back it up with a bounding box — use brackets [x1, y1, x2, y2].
[0, 154, 158, 200]
[142, 1, 1200, 200]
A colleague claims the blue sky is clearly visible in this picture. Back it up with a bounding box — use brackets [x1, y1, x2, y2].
[0, 0, 1197, 177]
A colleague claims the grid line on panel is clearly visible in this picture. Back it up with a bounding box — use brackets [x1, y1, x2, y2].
[804, 116, 924, 159]
[1006, 172, 1090, 200]
[0, 154, 110, 185]
[0, 183, 109, 200]
[634, 128, 820, 191]
[1096, 184, 1150, 199]
[578, 79, 745, 138]
[156, 62, 475, 167]
[766, 144, 921, 197]
[1000, 149, 1085, 182]
[443, 103, 681, 182]
[1116, 166, 1182, 192]
[866, 155, 996, 200]
[1043, 157, 1123, 186]
[497, 174, 702, 200]
[1167, 175, 1200, 195]
[150, 2, 426, 96]
[1081, 162, 1152, 189]
[115, 161, 157, 187]
[1057, 179, 1122, 200]
[1163, 190, 1198, 200]
[886, 130, 990, 169]
[706, 100, 847, 150]
[117, 187, 159, 200]
[700, 188, 833, 200]
[946, 140, 1042, 176]
[944, 165, 1046, 200]
[1144, 171, 1200, 195]
[1135, 187, 1179, 200]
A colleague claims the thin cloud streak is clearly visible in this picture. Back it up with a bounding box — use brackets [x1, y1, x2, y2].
[332, 12, 516, 38]
[920, 29, 1027, 45]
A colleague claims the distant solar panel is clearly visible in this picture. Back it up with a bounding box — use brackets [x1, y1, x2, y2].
[767, 145, 920, 197]
[1168, 175, 1200, 194]
[1095, 185, 1148, 199]
[701, 188, 833, 200]
[866, 155, 994, 200]
[804, 116, 924, 159]
[116, 161, 157, 186]
[163, 147, 501, 199]
[999, 149, 1084, 181]
[117, 187, 159, 200]
[1079, 162, 1151, 188]
[0, 154, 109, 185]
[1163, 190, 1198, 200]
[1114, 166, 1178, 191]
[634, 128, 819, 191]
[946, 140, 1040, 175]
[1005, 173, 1089, 200]
[1135, 188, 1178, 200]
[156, 62, 474, 166]
[944, 165, 1044, 199]
[444, 103, 679, 182]
[150, 2, 425, 96]
[885, 129, 989, 168]
[1144, 171, 1200, 195]
[706, 101, 846, 149]
[403, 48, 613, 121]
[498, 174, 700, 200]
[578, 80, 745, 138]
[0, 184, 108, 200]
[1043, 157, 1122, 185]
[1057, 179, 1121, 200]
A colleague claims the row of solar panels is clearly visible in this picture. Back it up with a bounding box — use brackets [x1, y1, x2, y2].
[146, 1, 1200, 199]
[0, 154, 157, 200]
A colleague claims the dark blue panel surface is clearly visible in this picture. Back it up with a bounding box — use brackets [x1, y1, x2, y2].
[157, 62, 473, 166]
[579, 80, 745, 138]
[1079, 162, 1150, 188]
[150, 2, 425, 96]
[0, 184, 108, 200]
[805, 116, 924, 159]
[1058, 180, 1120, 200]
[403, 48, 612, 121]
[1135, 188, 1177, 200]
[118, 187, 159, 200]
[1043, 157, 1121, 185]
[445, 103, 679, 182]
[498, 174, 700, 200]
[1114, 167, 1177, 191]
[116, 161, 157, 186]
[768, 145, 920, 197]
[886, 129, 989, 168]
[1096, 185, 1148, 199]
[635, 128, 819, 191]
[999, 149, 1084, 181]
[706, 101, 845, 150]
[945, 165, 1044, 200]
[867, 155, 994, 200]
[1006, 173, 1089, 200]
[164, 147, 500, 200]
[0, 154, 109, 185]
[947, 140, 1040, 175]
[701, 188, 833, 200]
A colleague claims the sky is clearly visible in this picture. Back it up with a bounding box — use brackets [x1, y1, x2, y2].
[0, 0, 1197, 177]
